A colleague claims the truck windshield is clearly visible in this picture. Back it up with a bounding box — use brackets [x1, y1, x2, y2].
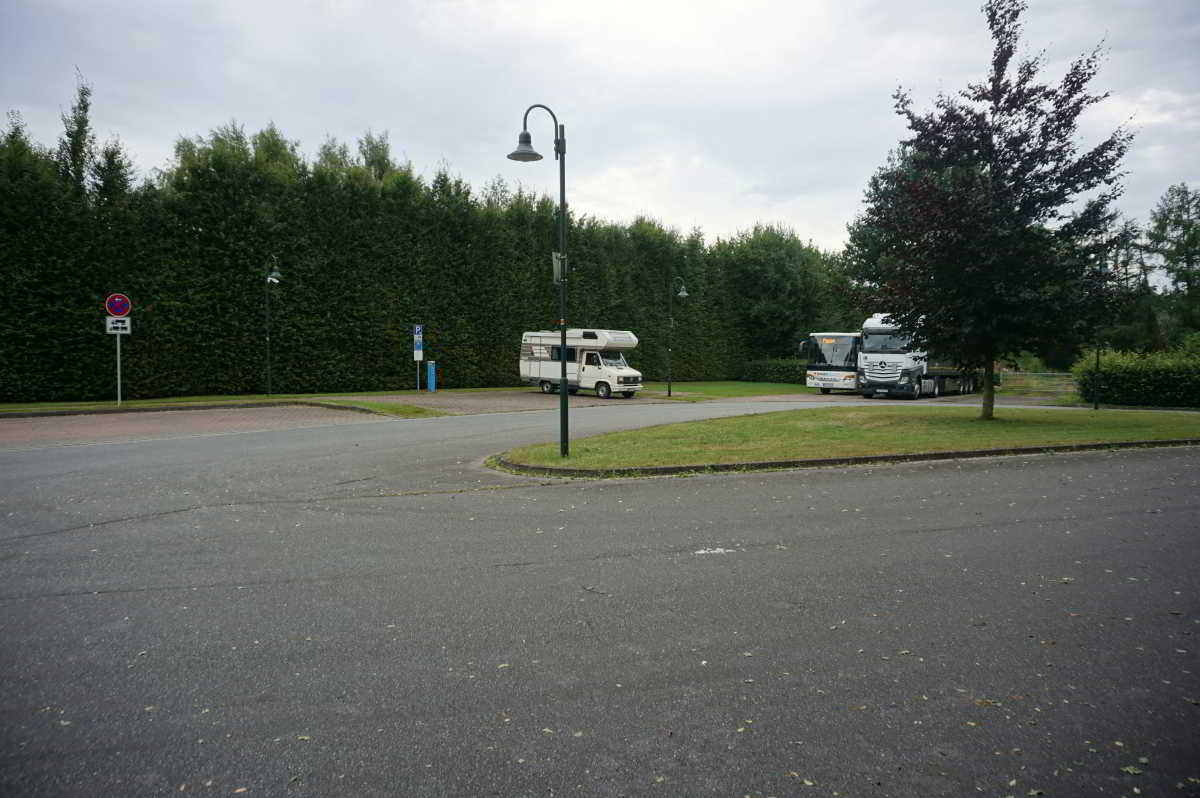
[806, 334, 859, 368]
[862, 330, 911, 354]
[600, 351, 627, 367]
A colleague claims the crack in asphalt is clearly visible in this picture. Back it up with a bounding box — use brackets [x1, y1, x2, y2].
[1, 501, 1194, 603]
[0, 480, 568, 545]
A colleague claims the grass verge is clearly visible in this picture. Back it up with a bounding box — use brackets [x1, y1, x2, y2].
[0, 389, 515, 415]
[640, 381, 818, 401]
[316, 400, 448, 418]
[504, 406, 1200, 470]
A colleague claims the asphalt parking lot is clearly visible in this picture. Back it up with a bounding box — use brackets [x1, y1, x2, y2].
[7, 395, 1194, 796]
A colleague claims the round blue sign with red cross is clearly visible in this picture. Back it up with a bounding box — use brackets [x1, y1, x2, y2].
[105, 293, 132, 317]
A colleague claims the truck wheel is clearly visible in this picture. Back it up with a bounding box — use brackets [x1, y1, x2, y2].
[931, 379, 941, 398]
[622, 391, 636, 399]
[820, 388, 832, 395]
[540, 381, 554, 394]
[568, 387, 578, 395]
[596, 382, 612, 399]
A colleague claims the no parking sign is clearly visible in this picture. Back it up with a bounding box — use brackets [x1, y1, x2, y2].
[106, 293, 132, 317]
[104, 293, 132, 405]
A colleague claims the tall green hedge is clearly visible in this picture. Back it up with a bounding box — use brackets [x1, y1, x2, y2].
[738, 359, 808, 383]
[1072, 346, 1200, 407]
[1, 92, 854, 402]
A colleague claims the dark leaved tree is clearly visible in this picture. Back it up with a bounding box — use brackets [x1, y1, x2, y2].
[845, 0, 1133, 419]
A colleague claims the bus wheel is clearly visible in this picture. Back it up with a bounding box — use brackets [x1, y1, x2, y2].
[820, 388, 832, 395]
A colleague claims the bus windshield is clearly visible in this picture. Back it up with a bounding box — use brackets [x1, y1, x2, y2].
[806, 334, 859, 368]
[861, 330, 911, 354]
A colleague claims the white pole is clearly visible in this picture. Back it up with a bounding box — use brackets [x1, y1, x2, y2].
[116, 332, 123, 406]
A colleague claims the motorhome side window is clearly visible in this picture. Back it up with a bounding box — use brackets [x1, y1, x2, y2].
[585, 353, 601, 367]
[551, 346, 577, 362]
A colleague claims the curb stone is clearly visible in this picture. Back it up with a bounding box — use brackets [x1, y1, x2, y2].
[496, 439, 1200, 479]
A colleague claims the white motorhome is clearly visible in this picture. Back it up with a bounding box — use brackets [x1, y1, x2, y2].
[858, 314, 977, 399]
[520, 329, 643, 399]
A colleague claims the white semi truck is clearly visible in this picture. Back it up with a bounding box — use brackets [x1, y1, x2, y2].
[519, 329, 643, 399]
[857, 314, 977, 399]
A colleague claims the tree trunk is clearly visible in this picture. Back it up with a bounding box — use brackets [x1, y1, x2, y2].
[981, 360, 996, 420]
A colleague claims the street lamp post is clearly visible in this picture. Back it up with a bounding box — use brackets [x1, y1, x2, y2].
[508, 104, 570, 457]
[265, 259, 281, 395]
[667, 269, 688, 397]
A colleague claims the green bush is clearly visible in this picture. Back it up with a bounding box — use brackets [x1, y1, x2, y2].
[739, 359, 808, 384]
[1072, 347, 1200, 407]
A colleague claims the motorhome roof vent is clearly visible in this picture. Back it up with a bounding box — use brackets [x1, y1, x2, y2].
[582, 331, 598, 339]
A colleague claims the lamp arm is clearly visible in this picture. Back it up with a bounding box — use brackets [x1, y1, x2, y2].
[522, 104, 564, 159]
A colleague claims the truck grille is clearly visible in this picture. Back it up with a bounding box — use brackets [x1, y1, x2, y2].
[864, 363, 901, 381]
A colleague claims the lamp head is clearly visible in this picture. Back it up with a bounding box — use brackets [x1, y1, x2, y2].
[266, 267, 282, 284]
[676, 283, 689, 299]
[507, 130, 543, 162]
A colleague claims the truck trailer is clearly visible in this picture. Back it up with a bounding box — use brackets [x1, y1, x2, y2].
[519, 329, 644, 399]
[857, 314, 977, 399]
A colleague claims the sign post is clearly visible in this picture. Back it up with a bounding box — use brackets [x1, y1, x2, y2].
[413, 324, 424, 391]
[105, 295, 132, 406]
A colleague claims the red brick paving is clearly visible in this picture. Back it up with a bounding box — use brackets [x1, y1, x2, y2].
[0, 405, 388, 449]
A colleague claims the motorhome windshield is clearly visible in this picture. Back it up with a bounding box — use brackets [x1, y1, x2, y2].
[806, 335, 859, 368]
[600, 351, 628, 367]
[862, 330, 911, 354]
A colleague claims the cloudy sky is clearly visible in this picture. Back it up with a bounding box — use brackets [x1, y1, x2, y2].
[3, 0, 1197, 250]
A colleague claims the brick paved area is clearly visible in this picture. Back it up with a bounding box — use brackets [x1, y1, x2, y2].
[0, 405, 389, 450]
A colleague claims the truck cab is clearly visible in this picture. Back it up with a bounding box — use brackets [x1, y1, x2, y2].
[858, 314, 975, 399]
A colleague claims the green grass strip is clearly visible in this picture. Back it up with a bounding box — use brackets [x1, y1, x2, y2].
[505, 406, 1200, 470]
[640, 381, 818, 400]
[316, 400, 449, 418]
[0, 388, 522, 415]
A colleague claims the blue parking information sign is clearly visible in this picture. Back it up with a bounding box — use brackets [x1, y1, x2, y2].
[413, 324, 424, 361]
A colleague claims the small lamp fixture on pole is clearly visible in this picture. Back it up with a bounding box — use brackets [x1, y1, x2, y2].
[667, 275, 688, 397]
[508, 104, 570, 457]
[265, 259, 282, 396]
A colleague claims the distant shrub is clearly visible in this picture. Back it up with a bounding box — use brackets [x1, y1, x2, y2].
[739, 359, 808, 384]
[1072, 347, 1200, 407]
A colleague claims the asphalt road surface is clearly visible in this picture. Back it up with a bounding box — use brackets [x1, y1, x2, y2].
[1, 402, 1198, 797]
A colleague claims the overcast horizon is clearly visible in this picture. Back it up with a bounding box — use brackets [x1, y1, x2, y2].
[3, 0, 1197, 251]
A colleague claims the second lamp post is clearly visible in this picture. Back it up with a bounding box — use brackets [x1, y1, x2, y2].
[667, 270, 688, 397]
[265, 258, 282, 396]
[508, 104, 570, 457]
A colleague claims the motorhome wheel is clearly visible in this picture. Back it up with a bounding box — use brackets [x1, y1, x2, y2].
[596, 382, 611, 399]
